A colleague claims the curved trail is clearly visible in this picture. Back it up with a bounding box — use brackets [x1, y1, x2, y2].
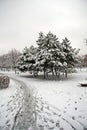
[9, 77, 35, 130]
[11, 78, 84, 130]
[3, 72, 87, 130]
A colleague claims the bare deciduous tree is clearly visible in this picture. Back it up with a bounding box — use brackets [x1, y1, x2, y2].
[0, 49, 21, 70]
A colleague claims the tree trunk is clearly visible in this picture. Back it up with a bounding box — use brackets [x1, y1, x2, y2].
[55, 68, 57, 77]
[58, 71, 60, 79]
[44, 68, 46, 79]
[46, 71, 48, 77]
[65, 70, 68, 78]
[52, 68, 54, 76]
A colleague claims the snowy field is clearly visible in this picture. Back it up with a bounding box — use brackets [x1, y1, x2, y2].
[0, 79, 24, 130]
[0, 68, 87, 130]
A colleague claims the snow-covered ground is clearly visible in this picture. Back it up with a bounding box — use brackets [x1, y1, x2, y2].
[0, 79, 24, 130]
[0, 68, 87, 130]
[0, 75, 36, 130]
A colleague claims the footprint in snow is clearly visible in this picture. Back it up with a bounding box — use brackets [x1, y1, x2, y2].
[6, 108, 11, 111]
[75, 101, 77, 104]
[49, 119, 54, 123]
[79, 97, 82, 100]
[5, 115, 8, 118]
[44, 118, 48, 123]
[46, 106, 50, 110]
[75, 107, 77, 110]
[56, 121, 60, 127]
[64, 107, 67, 109]
[1, 104, 4, 107]
[53, 112, 58, 115]
[60, 128, 64, 130]
[7, 124, 11, 128]
[41, 106, 44, 111]
[8, 100, 12, 104]
[11, 109, 14, 112]
[6, 119, 10, 124]
[48, 126, 54, 129]
[67, 103, 70, 106]
[72, 116, 75, 120]
[58, 114, 61, 117]
[78, 115, 81, 118]
[12, 113, 14, 116]
[38, 125, 44, 130]
[46, 112, 51, 116]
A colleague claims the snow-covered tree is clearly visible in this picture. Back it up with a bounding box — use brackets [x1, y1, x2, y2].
[62, 37, 79, 77]
[16, 46, 38, 76]
[36, 32, 62, 78]
[16, 32, 79, 79]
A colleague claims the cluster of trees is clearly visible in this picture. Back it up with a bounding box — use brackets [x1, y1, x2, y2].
[79, 55, 87, 67]
[16, 32, 79, 79]
[0, 49, 20, 70]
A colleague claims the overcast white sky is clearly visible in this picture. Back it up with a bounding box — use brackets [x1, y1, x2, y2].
[0, 0, 87, 55]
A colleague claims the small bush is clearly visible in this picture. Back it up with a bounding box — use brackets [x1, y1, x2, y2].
[0, 76, 10, 89]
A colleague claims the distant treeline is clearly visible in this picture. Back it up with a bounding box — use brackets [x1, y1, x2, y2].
[0, 49, 20, 70]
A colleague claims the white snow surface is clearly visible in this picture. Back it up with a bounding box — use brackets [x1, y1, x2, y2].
[1, 68, 87, 130]
[0, 78, 23, 130]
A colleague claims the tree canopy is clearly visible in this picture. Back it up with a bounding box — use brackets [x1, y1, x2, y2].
[16, 32, 79, 79]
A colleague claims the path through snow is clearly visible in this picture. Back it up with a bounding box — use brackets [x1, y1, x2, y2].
[1, 69, 87, 130]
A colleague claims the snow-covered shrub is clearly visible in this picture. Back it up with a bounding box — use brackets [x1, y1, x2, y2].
[0, 76, 10, 89]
